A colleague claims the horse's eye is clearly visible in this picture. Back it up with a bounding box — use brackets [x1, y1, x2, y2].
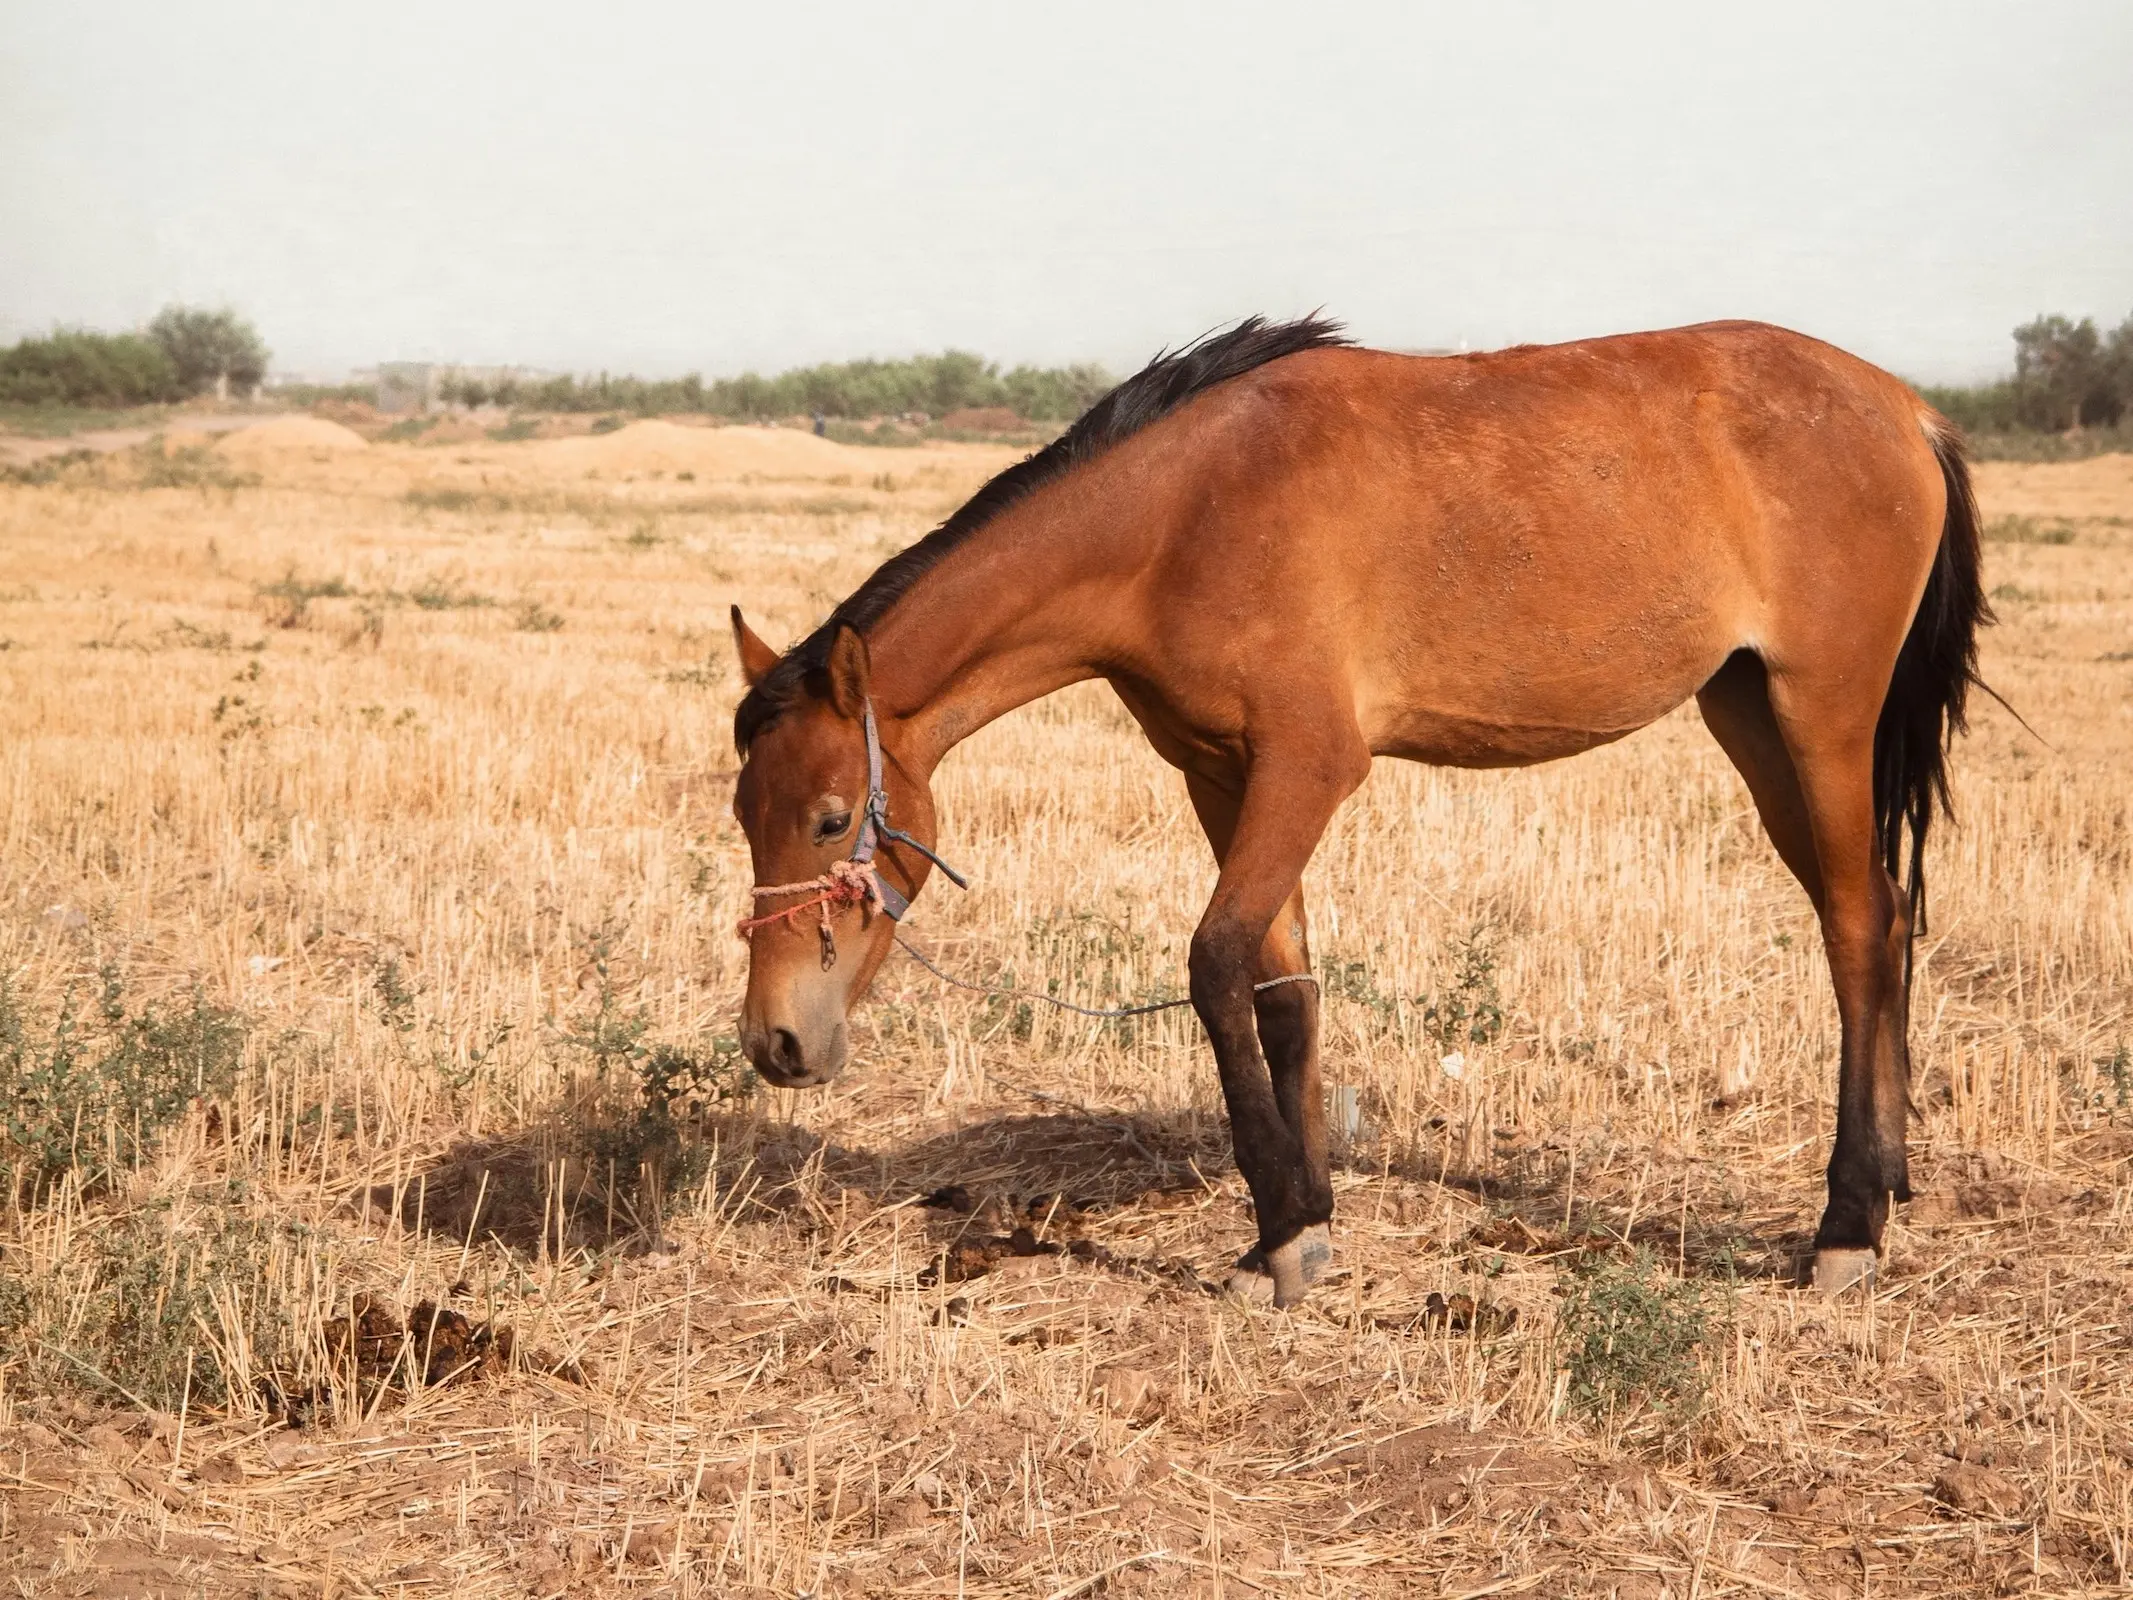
[813, 811, 852, 843]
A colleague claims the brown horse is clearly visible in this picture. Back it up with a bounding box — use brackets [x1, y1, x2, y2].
[728, 316, 1986, 1305]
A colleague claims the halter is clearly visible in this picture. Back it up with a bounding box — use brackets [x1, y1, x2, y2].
[737, 701, 1321, 1012]
[737, 700, 968, 966]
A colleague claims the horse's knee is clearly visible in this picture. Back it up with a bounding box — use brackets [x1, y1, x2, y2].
[1190, 919, 1262, 1030]
[1190, 919, 1254, 984]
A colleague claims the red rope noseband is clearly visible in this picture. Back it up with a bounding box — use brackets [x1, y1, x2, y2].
[734, 700, 971, 969]
[735, 858, 885, 944]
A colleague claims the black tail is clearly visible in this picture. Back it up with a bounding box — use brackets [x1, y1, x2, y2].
[1874, 421, 1992, 937]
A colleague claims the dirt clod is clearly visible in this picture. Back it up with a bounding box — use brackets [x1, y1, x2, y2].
[1095, 1365, 1162, 1417]
[1421, 1291, 1519, 1335]
[1933, 1463, 2025, 1517]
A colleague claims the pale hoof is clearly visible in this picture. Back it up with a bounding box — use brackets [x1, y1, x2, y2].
[1811, 1247, 1878, 1297]
[1225, 1224, 1332, 1309]
[1224, 1258, 1277, 1306]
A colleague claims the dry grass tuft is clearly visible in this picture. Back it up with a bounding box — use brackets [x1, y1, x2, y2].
[0, 436, 2128, 1596]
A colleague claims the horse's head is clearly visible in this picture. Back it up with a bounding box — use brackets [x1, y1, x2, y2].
[728, 608, 942, 1088]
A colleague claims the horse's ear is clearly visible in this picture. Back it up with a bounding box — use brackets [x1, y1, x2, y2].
[731, 605, 780, 687]
[825, 623, 871, 718]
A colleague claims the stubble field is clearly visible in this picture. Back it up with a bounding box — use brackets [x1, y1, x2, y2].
[0, 419, 2129, 1598]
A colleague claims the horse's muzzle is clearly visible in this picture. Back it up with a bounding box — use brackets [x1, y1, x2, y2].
[742, 1020, 847, 1088]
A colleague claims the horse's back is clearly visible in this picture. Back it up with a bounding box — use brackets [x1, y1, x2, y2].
[1135, 323, 1949, 767]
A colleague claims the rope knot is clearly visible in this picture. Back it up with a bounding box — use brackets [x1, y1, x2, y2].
[735, 858, 883, 943]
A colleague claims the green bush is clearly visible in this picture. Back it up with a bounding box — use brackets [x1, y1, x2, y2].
[405, 577, 495, 611]
[148, 306, 269, 398]
[1962, 421, 2133, 462]
[137, 442, 259, 491]
[0, 330, 180, 406]
[1420, 926, 1506, 1050]
[0, 969, 247, 1198]
[581, 1039, 750, 1210]
[1920, 305, 2133, 442]
[0, 448, 101, 486]
[1916, 380, 2023, 435]
[0, 1201, 289, 1410]
[554, 927, 750, 1233]
[0, 305, 271, 406]
[1557, 1250, 1712, 1437]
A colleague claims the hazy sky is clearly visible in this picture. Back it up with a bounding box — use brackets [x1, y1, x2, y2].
[4, 2, 2128, 383]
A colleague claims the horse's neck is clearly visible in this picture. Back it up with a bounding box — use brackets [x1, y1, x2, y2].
[868, 504, 1119, 772]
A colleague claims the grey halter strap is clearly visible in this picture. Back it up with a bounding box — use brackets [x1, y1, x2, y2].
[852, 699, 968, 920]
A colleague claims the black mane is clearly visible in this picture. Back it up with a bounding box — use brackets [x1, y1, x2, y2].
[733, 314, 1350, 750]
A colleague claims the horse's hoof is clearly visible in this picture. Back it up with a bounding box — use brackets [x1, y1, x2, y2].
[1811, 1247, 1877, 1297]
[1226, 1225, 1332, 1309]
[1225, 1252, 1277, 1306]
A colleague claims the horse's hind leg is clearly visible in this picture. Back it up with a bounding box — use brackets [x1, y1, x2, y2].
[1699, 653, 1911, 1292]
[1698, 654, 1825, 906]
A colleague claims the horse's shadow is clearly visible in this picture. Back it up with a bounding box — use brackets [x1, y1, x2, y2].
[1423, 1163, 1808, 1283]
[823, 1107, 1231, 1208]
[357, 1106, 1232, 1262]
[359, 1104, 1803, 1285]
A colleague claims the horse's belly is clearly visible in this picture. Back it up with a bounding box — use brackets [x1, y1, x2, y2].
[1368, 706, 1647, 767]
[1358, 642, 1729, 769]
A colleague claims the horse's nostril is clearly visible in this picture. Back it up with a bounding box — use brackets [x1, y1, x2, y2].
[769, 1028, 804, 1077]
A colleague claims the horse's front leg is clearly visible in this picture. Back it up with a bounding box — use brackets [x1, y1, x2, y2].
[1254, 882, 1327, 1210]
[1186, 746, 1366, 1307]
[1184, 777, 1334, 1294]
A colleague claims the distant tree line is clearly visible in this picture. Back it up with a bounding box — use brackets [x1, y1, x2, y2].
[1920, 308, 2133, 435]
[16, 304, 2129, 444]
[0, 308, 269, 407]
[439, 350, 1117, 422]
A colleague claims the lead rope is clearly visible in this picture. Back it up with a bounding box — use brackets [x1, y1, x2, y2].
[738, 864, 1318, 1016]
[739, 871, 1318, 1015]
[892, 932, 1317, 1020]
[737, 695, 1318, 1012]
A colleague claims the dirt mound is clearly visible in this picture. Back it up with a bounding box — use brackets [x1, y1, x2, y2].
[1328, 1420, 1578, 1519]
[528, 418, 874, 481]
[214, 416, 370, 458]
[940, 406, 1025, 432]
[158, 425, 219, 455]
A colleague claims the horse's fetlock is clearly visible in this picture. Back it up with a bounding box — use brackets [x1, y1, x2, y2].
[1879, 1148, 1913, 1202]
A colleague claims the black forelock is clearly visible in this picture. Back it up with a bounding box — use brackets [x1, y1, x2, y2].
[732, 314, 1350, 751]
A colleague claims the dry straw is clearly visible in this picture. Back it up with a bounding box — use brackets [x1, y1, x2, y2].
[0, 427, 2127, 1595]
